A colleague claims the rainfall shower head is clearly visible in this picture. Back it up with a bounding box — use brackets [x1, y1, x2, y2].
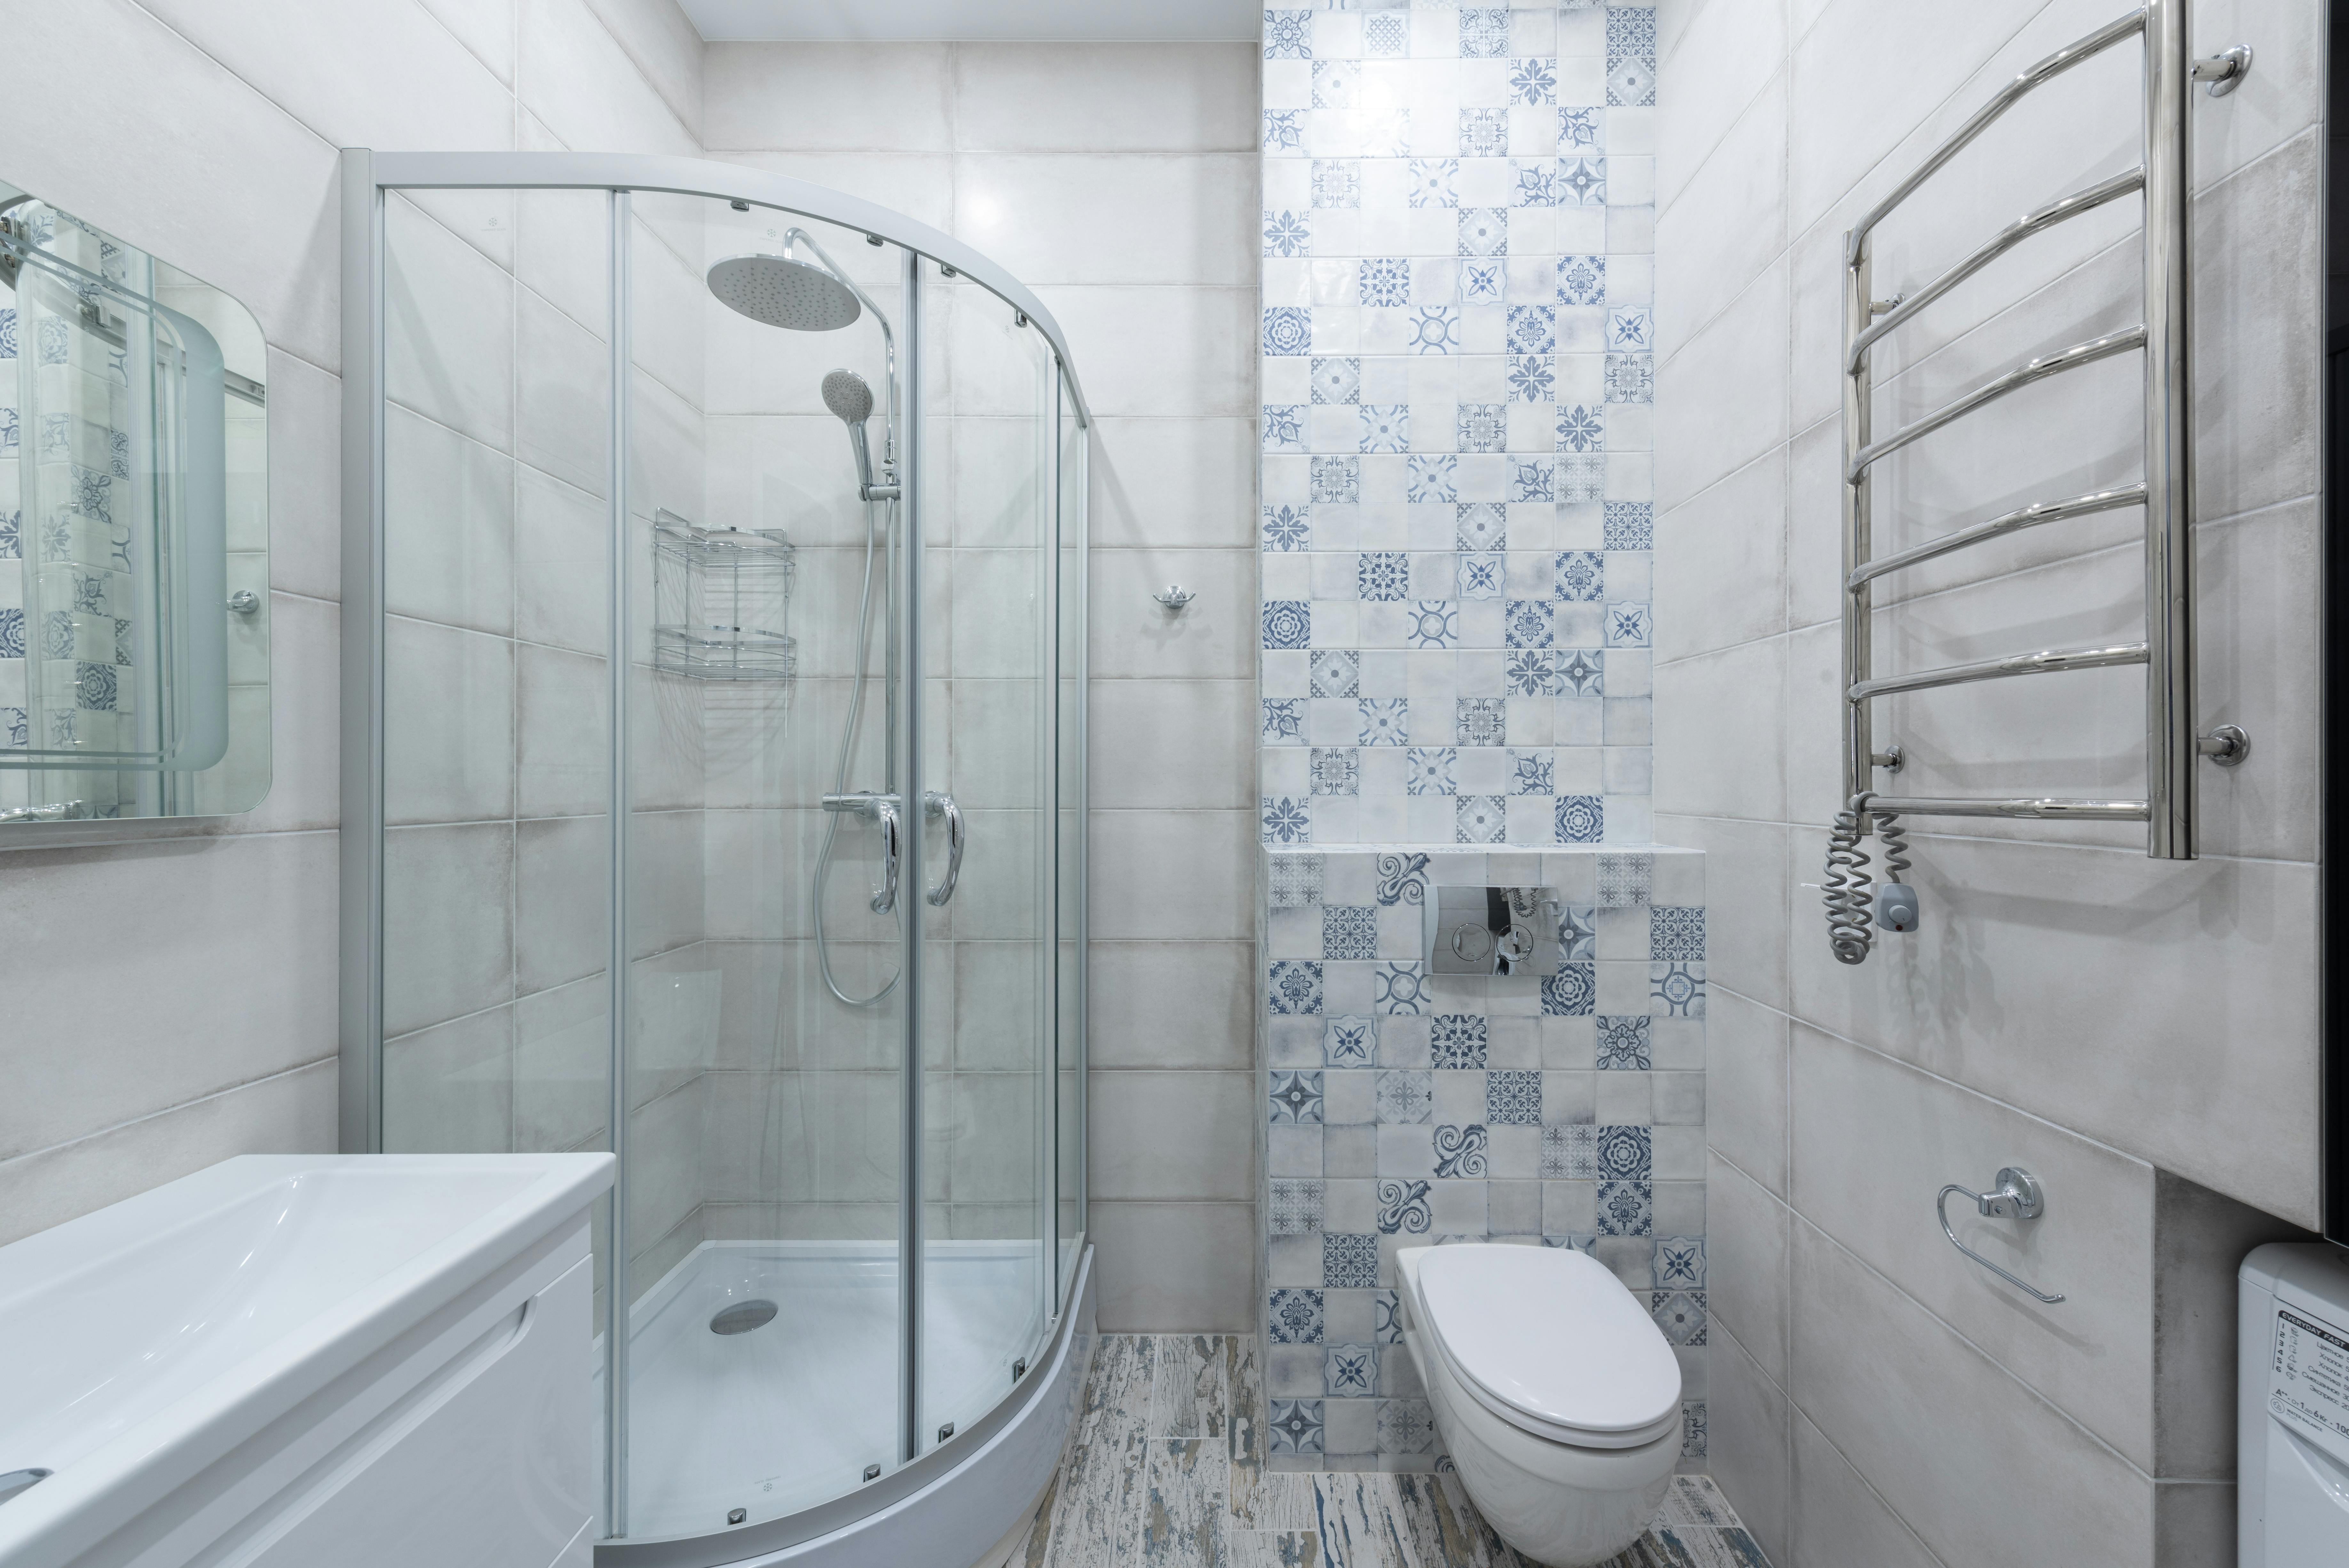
[822, 368, 875, 425]
[707, 252, 862, 331]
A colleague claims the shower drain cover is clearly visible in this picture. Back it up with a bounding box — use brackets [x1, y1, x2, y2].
[710, 1299, 779, 1336]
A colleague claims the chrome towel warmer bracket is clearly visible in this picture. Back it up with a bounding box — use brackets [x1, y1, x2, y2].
[1839, 2, 2252, 861]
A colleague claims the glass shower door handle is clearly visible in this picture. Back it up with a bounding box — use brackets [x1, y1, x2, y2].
[924, 792, 964, 906]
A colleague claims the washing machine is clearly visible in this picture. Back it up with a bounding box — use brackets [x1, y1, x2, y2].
[2241, 1243, 2349, 1564]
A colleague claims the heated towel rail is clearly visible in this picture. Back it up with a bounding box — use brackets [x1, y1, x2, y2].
[1840, 0, 2250, 860]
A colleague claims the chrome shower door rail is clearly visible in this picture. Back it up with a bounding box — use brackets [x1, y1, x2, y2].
[1840, 0, 2205, 855]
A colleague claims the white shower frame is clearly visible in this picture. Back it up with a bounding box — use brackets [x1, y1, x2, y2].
[335, 149, 1094, 1568]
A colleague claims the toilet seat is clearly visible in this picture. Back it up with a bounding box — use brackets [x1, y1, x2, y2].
[1413, 1244, 1682, 1450]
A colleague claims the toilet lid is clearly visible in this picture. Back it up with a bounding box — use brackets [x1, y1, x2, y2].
[1417, 1245, 1683, 1444]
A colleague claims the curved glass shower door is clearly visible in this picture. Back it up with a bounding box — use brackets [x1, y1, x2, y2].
[614, 194, 915, 1538]
[919, 271, 1059, 1456]
[356, 153, 1083, 1565]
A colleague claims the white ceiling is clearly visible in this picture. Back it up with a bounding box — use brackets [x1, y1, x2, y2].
[680, 0, 1262, 42]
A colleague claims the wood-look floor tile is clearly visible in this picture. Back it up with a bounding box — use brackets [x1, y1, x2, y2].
[1035, 1338, 1765, 1568]
[1140, 1438, 1231, 1567]
[1307, 1472, 1414, 1568]
[1023, 1467, 1062, 1568]
[1231, 1467, 1316, 1532]
[1646, 1526, 1769, 1568]
[1388, 1473, 1512, 1568]
[1229, 1531, 1322, 1568]
[1046, 1336, 1159, 1568]
[1653, 1477, 1736, 1533]
[1227, 1336, 1263, 1464]
[1152, 1335, 1230, 1439]
[1439, 1475, 1533, 1568]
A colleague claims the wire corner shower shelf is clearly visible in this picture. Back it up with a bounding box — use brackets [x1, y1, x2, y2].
[650, 507, 798, 681]
[1839, 0, 2250, 861]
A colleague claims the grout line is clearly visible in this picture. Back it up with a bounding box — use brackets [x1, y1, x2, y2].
[1706, 1306, 1790, 1407]
[1670, 0, 2062, 364]
[0, 823, 340, 855]
[0, 1054, 337, 1174]
[1790, 1207, 2162, 1485]
[1785, 1399, 1956, 1568]
[1704, 973, 2177, 1175]
[408, 0, 512, 92]
[1653, 47, 1783, 234]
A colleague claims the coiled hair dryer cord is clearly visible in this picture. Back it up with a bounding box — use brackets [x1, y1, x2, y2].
[1823, 793, 1909, 966]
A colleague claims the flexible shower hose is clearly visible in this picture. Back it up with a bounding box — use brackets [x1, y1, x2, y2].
[1822, 792, 1909, 966]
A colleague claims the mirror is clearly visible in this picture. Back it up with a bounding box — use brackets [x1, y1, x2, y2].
[0, 181, 269, 821]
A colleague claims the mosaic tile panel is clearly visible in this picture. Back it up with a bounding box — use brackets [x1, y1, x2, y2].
[1259, 845, 1706, 1473]
[1260, 0, 1657, 847]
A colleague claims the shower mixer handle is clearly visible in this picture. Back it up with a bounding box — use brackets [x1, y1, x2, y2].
[925, 792, 964, 907]
[823, 792, 903, 913]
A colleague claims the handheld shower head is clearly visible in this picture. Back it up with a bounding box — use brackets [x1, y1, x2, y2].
[822, 368, 875, 425]
[822, 368, 888, 498]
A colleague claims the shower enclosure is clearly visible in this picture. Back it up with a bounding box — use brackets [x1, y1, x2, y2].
[335, 152, 1088, 1566]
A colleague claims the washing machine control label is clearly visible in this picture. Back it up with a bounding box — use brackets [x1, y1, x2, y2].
[2270, 1305, 2349, 1465]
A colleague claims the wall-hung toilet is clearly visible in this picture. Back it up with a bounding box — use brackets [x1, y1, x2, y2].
[1396, 1243, 1684, 1567]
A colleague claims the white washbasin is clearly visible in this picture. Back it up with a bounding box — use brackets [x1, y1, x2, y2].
[0, 1153, 613, 1568]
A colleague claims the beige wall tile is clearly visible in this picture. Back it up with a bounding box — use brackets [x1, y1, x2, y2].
[1654, 446, 1786, 662]
[0, 1061, 337, 1249]
[1791, 1024, 2156, 1469]
[951, 43, 1259, 154]
[955, 154, 1258, 288]
[1695, 988, 1788, 1197]
[705, 43, 954, 152]
[1790, 1218, 2155, 1567]
[1707, 1323, 1791, 1567]
[1653, 634, 1788, 822]
[1091, 681, 1256, 810]
[1090, 1200, 1257, 1331]
[1787, 1406, 1944, 1568]
[1707, 1152, 1789, 1386]
[1089, 810, 1254, 940]
[1088, 942, 1255, 1070]
[1089, 416, 1258, 551]
[1090, 1070, 1258, 1203]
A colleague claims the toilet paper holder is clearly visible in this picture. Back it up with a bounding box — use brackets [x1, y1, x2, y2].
[1937, 1167, 2064, 1304]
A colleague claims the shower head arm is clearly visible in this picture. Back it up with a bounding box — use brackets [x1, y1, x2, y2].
[785, 226, 898, 466]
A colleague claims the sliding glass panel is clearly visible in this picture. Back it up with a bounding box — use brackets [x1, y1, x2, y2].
[620, 193, 913, 1539]
[920, 269, 1055, 1451]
